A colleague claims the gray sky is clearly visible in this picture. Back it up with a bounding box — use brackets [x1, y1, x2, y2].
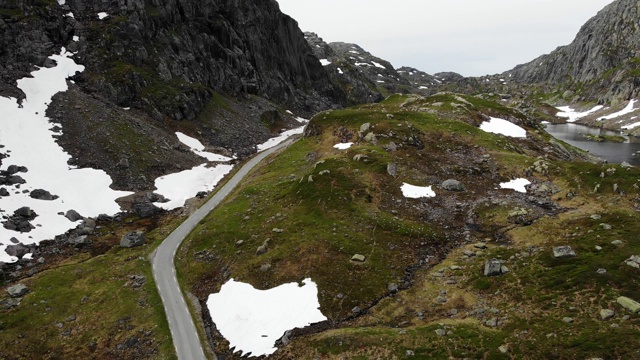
[275, 0, 616, 76]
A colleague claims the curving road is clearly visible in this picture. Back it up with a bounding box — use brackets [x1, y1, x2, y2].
[151, 137, 297, 360]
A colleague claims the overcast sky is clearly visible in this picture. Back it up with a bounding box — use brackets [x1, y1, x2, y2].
[275, 0, 616, 76]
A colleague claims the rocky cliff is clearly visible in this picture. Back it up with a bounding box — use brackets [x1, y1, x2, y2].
[507, 0, 640, 102]
[0, 0, 347, 191]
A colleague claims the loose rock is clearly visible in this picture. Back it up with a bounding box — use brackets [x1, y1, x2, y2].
[617, 296, 640, 313]
[6, 283, 28, 298]
[600, 309, 615, 320]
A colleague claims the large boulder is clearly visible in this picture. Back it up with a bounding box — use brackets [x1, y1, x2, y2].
[120, 231, 145, 248]
[6, 283, 29, 298]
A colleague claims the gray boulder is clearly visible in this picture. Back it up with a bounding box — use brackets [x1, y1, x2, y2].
[5, 243, 30, 259]
[387, 163, 397, 177]
[65, 210, 83, 222]
[553, 246, 576, 258]
[29, 189, 58, 201]
[484, 259, 504, 276]
[0, 188, 8, 197]
[441, 179, 465, 192]
[120, 231, 145, 248]
[6, 283, 28, 298]
[600, 309, 615, 320]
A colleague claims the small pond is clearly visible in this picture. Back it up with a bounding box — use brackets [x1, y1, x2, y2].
[545, 123, 640, 166]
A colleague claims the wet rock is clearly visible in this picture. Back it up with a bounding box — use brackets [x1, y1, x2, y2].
[553, 246, 576, 258]
[441, 179, 465, 192]
[120, 231, 145, 248]
[6, 283, 28, 298]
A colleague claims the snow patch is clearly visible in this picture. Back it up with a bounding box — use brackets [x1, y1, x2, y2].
[499, 178, 531, 193]
[337, 67, 343, 75]
[257, 126, 305, 151]
[401, 183, 436, 199]
[622, 122, 640, 130]
[176, 132, 233, 162]
[319, 59, 331, 66]
[371, 61, 385, 69]
[556, 105, 604, 123]
[598, 100, 637, 121]
[72, 35, 79, 42]
[480, 117, 526, 138]
[0, 48, 132, 262]
[207, 278, 326, 357]
[355, 62, 371, 67]
[97, 12, 108, 20]
[153, 164, 233, 210]
[333, 143, 353, 150]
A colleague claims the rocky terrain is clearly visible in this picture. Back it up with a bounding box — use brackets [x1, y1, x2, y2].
[1, 0, 640, 358]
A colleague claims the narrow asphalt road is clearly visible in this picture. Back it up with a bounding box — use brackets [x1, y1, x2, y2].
[151, 137, 297, 360]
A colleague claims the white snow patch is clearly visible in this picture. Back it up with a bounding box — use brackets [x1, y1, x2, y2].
[598, 100, 638, 121]
[622, 122, 640, 130]
[333, 143, 353, 150]
[371, 61, 385, 69]
[153, 164, 233, 210]
[207, 278, 326, 357]
[319, 59, 331, 66]
[499, 178, 531, 193]
[556, 105, 604, 123]
[295, 116, 309, 124]
[401, 183, 436, 199]
[257, 126, 305, 151]
[480, 117, 526, 138]
[97, 12, 108, 20]
[349, 50, 359, 54]
[56, 0, 65, 4]
[64, 12, 74, 18]
[176, 132, 233, 162]
[376, 80, 385, 83]
[22, 253, 33, 260]
[286, 110, 293, 115]
[337, 68, 343, 75]
[419, 86, 429, 90]
[355, 62, 371, 67]
[0, 48, 132, 262]
[72, 35, 79, 42]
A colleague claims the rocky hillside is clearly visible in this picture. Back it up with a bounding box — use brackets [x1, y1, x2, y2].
[0, 0, 346, 191]
[507, 0, 640, 103]
[177, 93, 640, 359]
[304, 32, 450, 104]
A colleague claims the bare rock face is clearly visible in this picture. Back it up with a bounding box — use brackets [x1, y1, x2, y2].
[507, 0, 640, 102]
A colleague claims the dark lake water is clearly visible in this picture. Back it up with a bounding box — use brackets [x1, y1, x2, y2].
[545, 123, 640, 166]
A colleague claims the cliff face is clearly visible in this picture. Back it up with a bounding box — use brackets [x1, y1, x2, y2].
[0, 0, 347, 191]
[67, 0, 344, 119]
[508, 0, 640, 102]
